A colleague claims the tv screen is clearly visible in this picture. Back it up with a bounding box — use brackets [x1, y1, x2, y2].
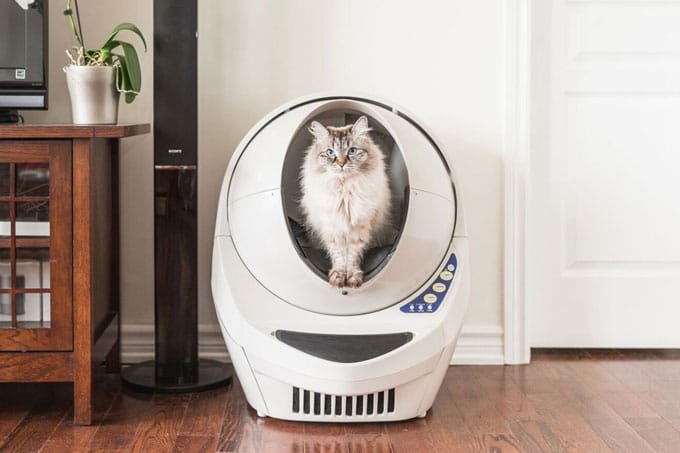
[0, 0, 48, 114]
[0, 6, 27, 71]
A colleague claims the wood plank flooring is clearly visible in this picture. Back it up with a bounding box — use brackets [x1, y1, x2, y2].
[1, 350, 680, 452]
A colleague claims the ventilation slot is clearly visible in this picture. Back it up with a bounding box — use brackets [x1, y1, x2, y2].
[335, 396, 342, 415]
[291, 387, 396, 417]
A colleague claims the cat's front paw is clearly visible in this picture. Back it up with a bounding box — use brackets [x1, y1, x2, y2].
[328, 270, 347, 288]
[347, 271, 364, 288]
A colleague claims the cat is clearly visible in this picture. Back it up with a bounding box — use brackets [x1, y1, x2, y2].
[299, 115, 391, 288]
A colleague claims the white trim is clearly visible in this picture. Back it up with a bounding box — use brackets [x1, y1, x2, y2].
[120, 324, 229, 364]
[121, 323, 504, 366]
[503, 0, 532, 364]
[451, 325, 505, 365]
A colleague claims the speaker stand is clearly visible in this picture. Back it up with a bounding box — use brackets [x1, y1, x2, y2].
[121, 359, 231, 393]
[121, 167, 232, 392]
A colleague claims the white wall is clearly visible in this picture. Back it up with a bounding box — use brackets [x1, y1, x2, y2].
[27, 0, 505, 362]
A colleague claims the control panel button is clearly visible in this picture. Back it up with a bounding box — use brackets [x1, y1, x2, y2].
[440, 270, 453, 281]
[432, 282, 446, 293]
[423, 293, 437, 304]
[400, 252, 457, 314]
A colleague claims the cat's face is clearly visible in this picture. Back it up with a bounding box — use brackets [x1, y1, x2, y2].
[308, 116, 373, 176]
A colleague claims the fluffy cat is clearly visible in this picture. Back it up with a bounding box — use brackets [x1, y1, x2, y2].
[300, 116, 391, 288]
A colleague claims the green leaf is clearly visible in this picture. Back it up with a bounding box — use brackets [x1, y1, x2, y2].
[102, 23, 147, 53]
[117, 64, 137, 104]
[89, 22, 146, 103]
[112, 42, 141, 103]
[119, 42, 141, 95]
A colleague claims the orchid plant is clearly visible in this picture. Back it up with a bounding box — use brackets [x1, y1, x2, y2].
[63, 0, 147, 103]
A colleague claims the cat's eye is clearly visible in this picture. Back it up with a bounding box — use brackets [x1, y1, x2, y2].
[348, 147, 357, 156]
[325, 149, 336, 157]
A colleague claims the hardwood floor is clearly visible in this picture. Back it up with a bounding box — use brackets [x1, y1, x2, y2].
[1, 350, 680, 452]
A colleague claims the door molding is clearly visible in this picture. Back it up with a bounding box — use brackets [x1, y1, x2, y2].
[503, 0, 531, 364]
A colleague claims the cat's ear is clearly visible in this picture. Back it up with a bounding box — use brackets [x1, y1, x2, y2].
[309, 121, 329, 141]
[351, 116, 371, 137]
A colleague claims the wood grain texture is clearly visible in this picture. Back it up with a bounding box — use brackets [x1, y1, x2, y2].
[0, 141, 50, 161]
[627, 418, 680, 453]
[89, 139, 115, 341]
[128, 393, 190, 453]
[107, 140, 121, 375]
[427, 372, 478, 451]
[346, 422, 393, 453]
[72, 138, 94, 426]
[0, 384, 71, 453]
[0, 383, 44, 447]
[0, 237, 50, 248]
[175, 435, 219, 453]
[0, 140, 73, 351]
[304, 420, 347, 453]
[179, 387, 229, 437]
[258, 416, 304, 453]
[573, 396, 656, 453]
[0, 353, 73, 382]
[40, 375, 121, 453]
[88, 389, 153, 451]
[0, 129, 146, 428]
[449, 366, 524, 452]
[2, 351, 680, 451]
[217, 379, 263, 452]
[0, 124, 150, 139]
[526, 386, 611, 451]
[507, 419, 565, 452]
[93, 123, 150, 138]
[47, 139, 74, 350]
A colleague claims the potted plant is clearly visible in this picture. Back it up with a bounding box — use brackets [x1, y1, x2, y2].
[63, 0, 146, 124]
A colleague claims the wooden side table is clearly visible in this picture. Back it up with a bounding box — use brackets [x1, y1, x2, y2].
[0, 124, 149, 425]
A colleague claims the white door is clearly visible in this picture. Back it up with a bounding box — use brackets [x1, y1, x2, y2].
[529, 0, 680, 347]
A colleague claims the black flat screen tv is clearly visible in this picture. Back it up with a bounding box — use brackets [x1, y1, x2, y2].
[0, 0, 48, 122]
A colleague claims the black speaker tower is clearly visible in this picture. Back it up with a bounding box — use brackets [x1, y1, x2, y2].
[121, 0, 232, 392]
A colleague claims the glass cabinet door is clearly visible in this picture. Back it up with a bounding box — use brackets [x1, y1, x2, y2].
[0, 142, 72, 351]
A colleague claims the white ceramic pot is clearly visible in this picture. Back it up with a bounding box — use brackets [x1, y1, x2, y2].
[65, 65, 120, 125]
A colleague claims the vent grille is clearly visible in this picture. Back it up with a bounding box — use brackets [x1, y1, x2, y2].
[292, 387, 395, 417]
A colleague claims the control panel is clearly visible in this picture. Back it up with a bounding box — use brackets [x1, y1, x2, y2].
[400, 253, 457, 314]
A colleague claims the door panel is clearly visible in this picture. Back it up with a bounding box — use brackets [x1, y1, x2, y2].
[0, 141, 72, 351]
[529, 0, 680, 347]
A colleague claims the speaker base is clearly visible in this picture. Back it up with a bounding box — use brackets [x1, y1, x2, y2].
[121, 359, 233, 393]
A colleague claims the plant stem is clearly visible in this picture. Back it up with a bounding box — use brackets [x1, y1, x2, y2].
[73, 0, 85, 49]
[65, 0, 83, 49]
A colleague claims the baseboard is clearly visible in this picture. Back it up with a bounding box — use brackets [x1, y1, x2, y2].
[450, 324, 505, 365]
[121, 323, 505, 366]
[120, 324, 228, 364]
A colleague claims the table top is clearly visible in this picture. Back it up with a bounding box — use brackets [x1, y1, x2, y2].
[0, 123, 150, 139]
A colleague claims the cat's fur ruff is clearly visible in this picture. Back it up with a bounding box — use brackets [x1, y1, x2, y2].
[300, 116, 391, 288]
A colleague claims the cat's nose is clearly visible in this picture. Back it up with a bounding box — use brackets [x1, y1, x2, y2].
[336, 158, 347, 168]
